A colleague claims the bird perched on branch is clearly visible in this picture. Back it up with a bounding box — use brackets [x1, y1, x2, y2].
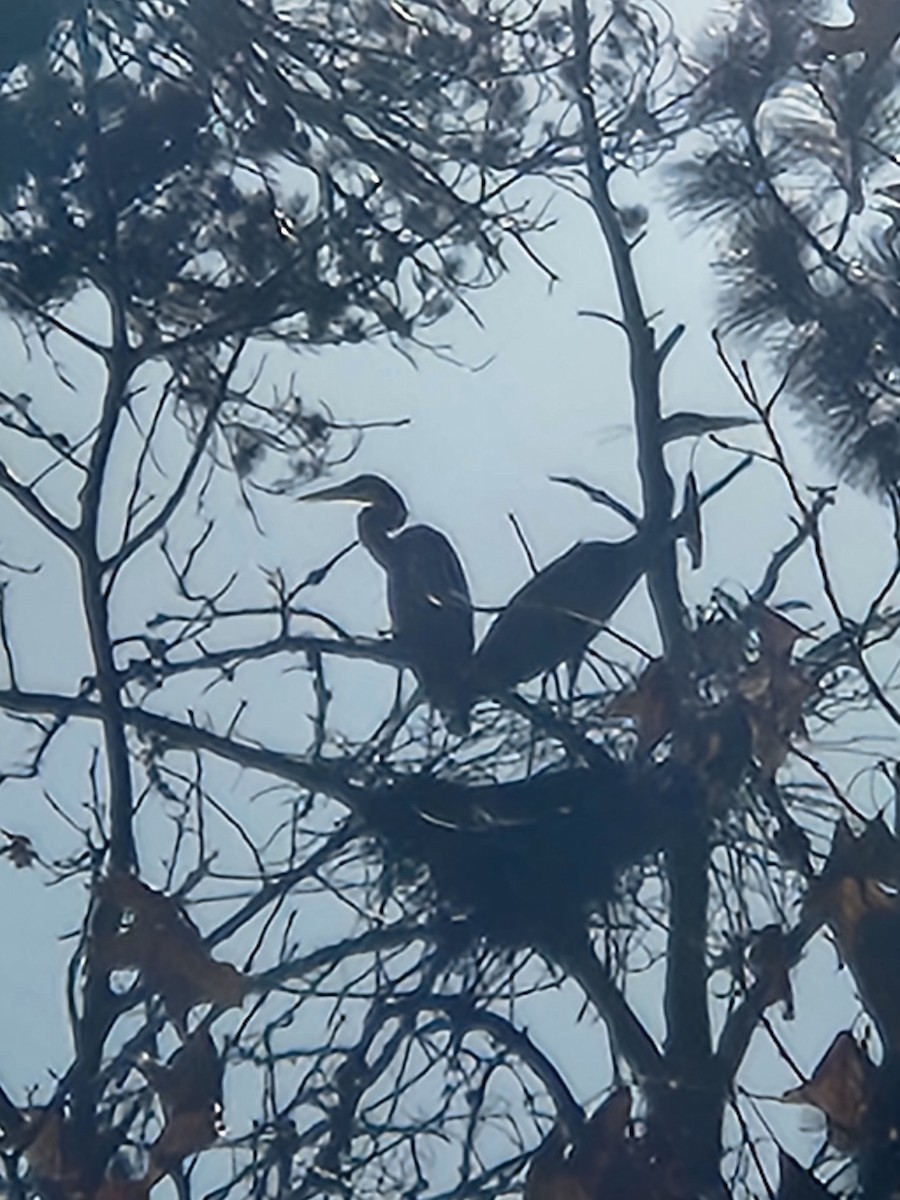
[470, 478, 702, 698]
[302, 474, 473, 729]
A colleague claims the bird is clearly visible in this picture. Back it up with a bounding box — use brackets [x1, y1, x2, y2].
[301, 474, 473, 729]
[470, 480, 701, 698]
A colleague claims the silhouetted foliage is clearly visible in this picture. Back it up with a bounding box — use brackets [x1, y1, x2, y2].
[670, 0, 900, 491]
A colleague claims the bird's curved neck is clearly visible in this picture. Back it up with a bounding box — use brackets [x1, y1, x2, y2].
[358, 503, 404, 567]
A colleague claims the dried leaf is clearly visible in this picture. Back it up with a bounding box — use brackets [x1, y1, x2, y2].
[151, 1108, 223, 1173]
[142, 1029, 224, 1175]
[748, 925, 795, 1019]
[144, 1028, 223, 1120]
[675, 701, 754, 798]
[96, 875, 250, 1026]
[93, 1177, 154, 1200]
[776, 1152, 834, 1199]
[11, 1108, 135, 1197]
[814, 817, 900, 891]
[850, 894, 900, 1050]
[805, 825, 900, 1049]
[524, 1092, 634, 1200]
[821, 820, 856, 876]
[524, 1128, 590, 1200]
[20, 1109, 69, 1182]
[848, 818, 900, 885]
[1, 830, 38, 868]
[720, 606, 817, 776]
[739, 658, 814, 776]
[608, 660, 677, 750]
[10, 1107, 98, 1195]
[570, 1089, 632, 1196]
[154, 936, 248, 1026]
[807, 822, 900, 946]
[783, 1032, 874, 1152]
[832, 877, 895, 947]
[754, 607, 809, 662]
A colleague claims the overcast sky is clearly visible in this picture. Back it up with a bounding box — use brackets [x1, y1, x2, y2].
[2, 8, 900, 1184]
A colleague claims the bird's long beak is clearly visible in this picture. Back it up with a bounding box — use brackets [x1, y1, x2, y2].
[300, 481, 364, 504]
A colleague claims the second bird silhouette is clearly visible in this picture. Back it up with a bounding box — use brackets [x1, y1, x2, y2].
[470, 478, 702, 697]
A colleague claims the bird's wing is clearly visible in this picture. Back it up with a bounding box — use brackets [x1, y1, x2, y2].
[497, 542, 597, 618]
[397, 526, 472, 610]
[472, 538, 651, 692]
[472, 543, 598, 688]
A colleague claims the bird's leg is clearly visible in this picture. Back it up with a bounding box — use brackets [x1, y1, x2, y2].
[580, 647, 612, 692]
[390, 667, 406, 718]
[547, 655, 582, 709]
[565, 652, 585, 702]
[550, 667, 568, 707]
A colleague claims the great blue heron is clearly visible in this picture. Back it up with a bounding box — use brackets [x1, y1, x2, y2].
[302, 474, 473, 728]
[471, 483, 701, 697]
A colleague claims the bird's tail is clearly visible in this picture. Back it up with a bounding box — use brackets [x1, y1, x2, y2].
[444, 703, 471, 738]
[419, 667, 472, 737]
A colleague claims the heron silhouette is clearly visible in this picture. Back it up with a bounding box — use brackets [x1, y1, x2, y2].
[302, 474, 473, 729]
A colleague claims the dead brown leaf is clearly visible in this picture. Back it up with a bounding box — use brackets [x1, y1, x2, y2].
[846, 818, 900, 886]
[804, 823, 900, 1050]
[142, 1028, 224, 1175]
[1, 830, 38, 868]
[783, 1032, 875, 1152]
[569, 1089, 632, 1197]
[674, 701, 754, 799]
[150, 1108, 222, 1173]
[20, 1109, 71, 1183]
[748, 924, 795, 1019]
[524, 1128, 590, 1200]
[607, 660, 677, 751]
[850, 891, 900, 1050]
[776, 1151, 834, 1199]
[754, 607, 809, 663]
[95, 875, 250, 1026]
[92, 1177, 154, 1200]
[739, 658, 814, 777]
[524, 1091, 643, 1200]
[144, 1028, 223, 1120]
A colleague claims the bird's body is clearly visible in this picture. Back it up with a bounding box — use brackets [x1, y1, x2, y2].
[303, 475, 473, 725]
[472, 535, 650, 694]
[472, 482, 700, 698]
[374, 520, 473, 713]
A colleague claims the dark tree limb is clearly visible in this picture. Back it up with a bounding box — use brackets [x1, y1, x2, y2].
[551, 932, 663, 1083]
[0, 461, 79, 550]
[715, 912, 824, 1082]
[566, 6, 726, 1190]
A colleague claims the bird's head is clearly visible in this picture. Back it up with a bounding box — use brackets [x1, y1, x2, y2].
[301, 474, 407, 528]
[301, 474, 400, 506]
